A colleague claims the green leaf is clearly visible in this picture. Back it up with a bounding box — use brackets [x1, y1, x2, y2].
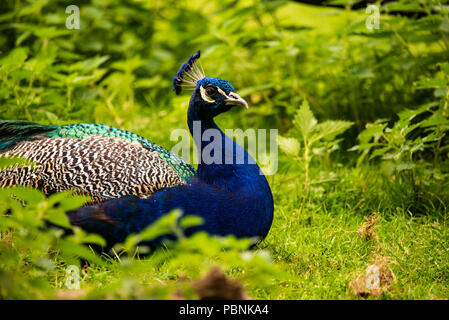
[6, 186, 46, 206]
[420, 113, 449, 128]
[0, 47, 28, 72]
[179, 215, 204, 229]
[48, 191, 90, 212]
[46, 208, 72, 229]
[395, 162, 416, 172]
[80, 233, 107, 247]
[33, 27, 71, 39]
[397, 107, 425, 122]
[277, 135, 300, 156]
[0, 156, 34, 169]
[69, 227, 106, 247]
[414, 79, 448, 89]
[123, 210, 183, 249]
[312, 120, 353, 142]
[357, 121, 388, 145]
[350, 67, 374, 79]
[370, 146, 392, 159]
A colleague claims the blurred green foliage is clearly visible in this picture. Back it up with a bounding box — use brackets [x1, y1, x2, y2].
[0, 186, 286, 299]
[0, 0, 448, 129]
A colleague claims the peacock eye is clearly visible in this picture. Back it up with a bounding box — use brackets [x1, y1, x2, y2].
[205, 86, 217, 96]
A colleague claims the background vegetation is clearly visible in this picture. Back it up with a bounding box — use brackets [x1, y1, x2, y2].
[0, 0, 448, 299]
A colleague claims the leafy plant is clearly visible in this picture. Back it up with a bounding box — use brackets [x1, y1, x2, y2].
[0, 186, 289, 299]
[0, 186, 106, 298]
[278, 99, 353, 196]
[350, 61, 449, 212]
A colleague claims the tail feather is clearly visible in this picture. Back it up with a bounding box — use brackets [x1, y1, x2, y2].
[0, 120, 57, 151]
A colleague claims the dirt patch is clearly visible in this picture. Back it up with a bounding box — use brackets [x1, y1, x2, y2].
[193, 267, 249, 300]
[172, 267, 249, 300]
[329, 212, 383, 248]
[0, 231, 14, 246]
[349, 213, 399, 297]
[349, 254, 397, 298]
[357, 212, 381, 242]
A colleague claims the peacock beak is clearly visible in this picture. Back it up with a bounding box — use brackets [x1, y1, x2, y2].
[225, 92, 248, 109]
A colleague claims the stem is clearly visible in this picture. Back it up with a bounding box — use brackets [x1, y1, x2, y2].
[303, 140, 311, 198]
[434, 86, 449, 167]
[67, 87, 73, 114]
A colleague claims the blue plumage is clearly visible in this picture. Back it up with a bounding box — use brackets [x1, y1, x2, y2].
[69, 52, 273, 249]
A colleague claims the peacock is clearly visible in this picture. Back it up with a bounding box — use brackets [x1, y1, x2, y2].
[0, 51, 274, 248]
[67, 51, 274, 248]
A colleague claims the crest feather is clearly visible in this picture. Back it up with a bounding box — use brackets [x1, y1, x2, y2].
[173, 51, 205, 95]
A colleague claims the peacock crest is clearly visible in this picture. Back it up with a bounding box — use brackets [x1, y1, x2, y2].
[172, 51, 205, 95]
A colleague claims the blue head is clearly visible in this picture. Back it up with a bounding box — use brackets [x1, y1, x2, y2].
[173, 51, 247, 118]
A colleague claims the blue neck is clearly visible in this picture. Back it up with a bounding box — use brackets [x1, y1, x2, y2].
[187, 89, 263, 192]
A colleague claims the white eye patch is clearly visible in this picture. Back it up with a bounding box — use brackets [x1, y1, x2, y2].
[200, 86, 216, 103]
[217, 87, 228, 97]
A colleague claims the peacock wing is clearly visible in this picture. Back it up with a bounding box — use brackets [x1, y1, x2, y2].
[0, 121, 196, 202]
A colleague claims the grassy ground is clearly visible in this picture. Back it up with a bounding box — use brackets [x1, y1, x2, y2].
[262, 169, 449, 299]
[2, 103, 448, 299]
[16, 163, 444, 300]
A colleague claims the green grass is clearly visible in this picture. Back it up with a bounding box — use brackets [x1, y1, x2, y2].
[262, 169, 449, 299]
[4, 164, 446, 300]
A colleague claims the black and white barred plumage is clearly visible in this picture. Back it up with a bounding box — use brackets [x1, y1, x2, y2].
[0, 121, 195, 203]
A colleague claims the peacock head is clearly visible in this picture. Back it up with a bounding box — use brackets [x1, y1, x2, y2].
[173, 51, 248, 118]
